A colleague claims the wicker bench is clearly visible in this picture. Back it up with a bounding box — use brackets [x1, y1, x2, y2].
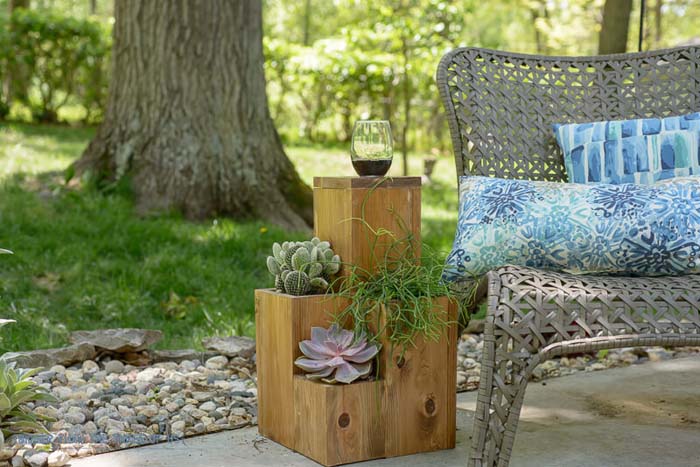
[437, 46, 700, 467]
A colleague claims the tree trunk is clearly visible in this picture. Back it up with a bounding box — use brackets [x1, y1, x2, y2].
[302, 0, 311, 46]
[598, 0, 633, 54]
[89, 0, 96, 14]
[654, 0, 662, 47]
[400, 38, 410, 176]
[75, 0, 312, 231]
[9, 0, 29, 11]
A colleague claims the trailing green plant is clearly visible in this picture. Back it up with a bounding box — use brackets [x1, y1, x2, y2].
[294, 324, 379, 384]
[331, 185, 458, 360]
[266, 237, 341, 296]
[333, 237, 455, 357]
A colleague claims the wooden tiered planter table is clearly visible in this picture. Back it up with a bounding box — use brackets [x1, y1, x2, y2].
[255, 177, 457, 466]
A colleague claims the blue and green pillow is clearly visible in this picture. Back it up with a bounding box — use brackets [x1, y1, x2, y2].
[442, 176, 700, 282]
[553, 112, 700, 184]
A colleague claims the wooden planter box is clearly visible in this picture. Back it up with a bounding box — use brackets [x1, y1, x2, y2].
[255, 288, 457, 466]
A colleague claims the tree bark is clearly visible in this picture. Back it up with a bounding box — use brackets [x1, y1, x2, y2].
[75, 0, 312, 231]
[9, 0, 29, 11]
[400, 37, 410, 176]
[654, 0, 662, 47]
[598, 0, 633, 54]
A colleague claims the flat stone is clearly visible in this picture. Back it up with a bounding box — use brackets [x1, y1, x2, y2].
[464, 319, 485, 334]
[3, 344, 96, 369]
[201, 336, 255, 358]
[191, 391, 214, 402]
[150, 350, 216, 363]
[70, 329, 163, 353]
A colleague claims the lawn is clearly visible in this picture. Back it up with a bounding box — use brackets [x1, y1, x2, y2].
[0, 123, 458, 352]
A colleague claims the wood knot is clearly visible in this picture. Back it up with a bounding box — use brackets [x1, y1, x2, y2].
[338, 412, 351, 428]
[424, 397, 436, 415]
[395, 356, 405, 369]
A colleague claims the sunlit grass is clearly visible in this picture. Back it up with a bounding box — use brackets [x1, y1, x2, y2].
[0, 123, 459, 352]
[0, 123, 94, 177]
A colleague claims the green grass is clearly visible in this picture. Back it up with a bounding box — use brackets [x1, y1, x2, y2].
[0, 122, 458, 352]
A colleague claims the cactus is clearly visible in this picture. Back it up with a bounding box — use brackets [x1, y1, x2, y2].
[266, 237, 341, 295]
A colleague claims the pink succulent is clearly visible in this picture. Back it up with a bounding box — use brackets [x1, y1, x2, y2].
[294, 324, 379, 384]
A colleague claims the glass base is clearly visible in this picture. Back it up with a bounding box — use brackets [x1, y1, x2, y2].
[351, 159, 392, 177]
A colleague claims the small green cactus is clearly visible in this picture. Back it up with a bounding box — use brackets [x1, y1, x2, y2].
[266, 237, 341, 296]
[284, 270, 310, 295]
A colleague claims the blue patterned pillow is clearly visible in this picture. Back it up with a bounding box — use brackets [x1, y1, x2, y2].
[553, 112, 700, 184]
[442, 176, 700, 282]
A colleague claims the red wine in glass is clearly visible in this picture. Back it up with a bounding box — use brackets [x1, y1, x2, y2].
[352, 158, 392, 176]
[351, 120, 393, 177]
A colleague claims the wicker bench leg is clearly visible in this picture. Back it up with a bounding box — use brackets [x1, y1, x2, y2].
[468, 320, 534, 467]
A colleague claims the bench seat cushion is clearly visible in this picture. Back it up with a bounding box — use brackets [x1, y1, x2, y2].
[442, 175, 700, 281]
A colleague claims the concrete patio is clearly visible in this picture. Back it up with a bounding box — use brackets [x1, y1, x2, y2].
[72, 356, 700, 467]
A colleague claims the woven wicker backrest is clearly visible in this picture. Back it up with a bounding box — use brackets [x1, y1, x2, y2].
[437, 46, 700, 181]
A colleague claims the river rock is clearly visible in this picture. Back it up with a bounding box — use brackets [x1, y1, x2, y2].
[25, 451, 49, 467]
[47, 450, 69, 467]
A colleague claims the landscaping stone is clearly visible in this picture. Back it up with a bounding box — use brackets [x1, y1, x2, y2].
[103, 360, 125, 374]
[25, 451, 49, 467]
[11, 349, 257, 465]
[202, 336, 255, 358]
[455, 332, 700, 392]
[205, 356, 228, 370]
[3, 328, 696, 466]
[151, 349, 216, 363]
[47, 450, 70, 467]
[69, 328, 163, 353]
[2, 344, 96, 369]
[0, 447, 16, 461]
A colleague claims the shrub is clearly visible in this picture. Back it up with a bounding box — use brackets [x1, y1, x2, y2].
[7, 9, 110, 123]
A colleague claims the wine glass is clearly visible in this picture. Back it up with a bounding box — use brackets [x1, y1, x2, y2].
[350, 120, 393, 176]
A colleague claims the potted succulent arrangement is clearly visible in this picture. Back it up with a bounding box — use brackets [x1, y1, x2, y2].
[265, 238, 341, 296]
[256, 235, 457, 466]
[255, 175, 457, 466]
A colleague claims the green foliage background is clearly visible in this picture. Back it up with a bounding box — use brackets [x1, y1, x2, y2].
[1, 0, 700, 150]
[0, 0, 699, 351]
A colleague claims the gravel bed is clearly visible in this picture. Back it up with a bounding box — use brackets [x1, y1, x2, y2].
[2, 333, 699, 466]
[0, 355, 256, 467]
[456, 332, 700, 392]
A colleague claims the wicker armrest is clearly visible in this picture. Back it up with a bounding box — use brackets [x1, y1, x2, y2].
[469, 265, 700, 467]
[487, 265, 700, 351]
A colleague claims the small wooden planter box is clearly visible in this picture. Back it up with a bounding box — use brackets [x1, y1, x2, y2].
[255, 289, 457, 466]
